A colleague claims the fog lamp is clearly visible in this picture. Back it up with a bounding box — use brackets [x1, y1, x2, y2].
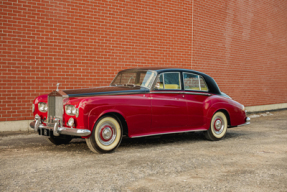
[67, 117, 74, 127]
[35, 114, 40, 120]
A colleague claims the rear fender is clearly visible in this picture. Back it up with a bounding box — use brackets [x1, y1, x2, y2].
[206, 102, 231, 127]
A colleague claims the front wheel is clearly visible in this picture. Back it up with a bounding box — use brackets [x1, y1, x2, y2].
[86, 115, 123, 153]
[204, 111, 228, 141]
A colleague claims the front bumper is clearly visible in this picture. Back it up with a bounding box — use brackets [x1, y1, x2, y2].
[30, 118, 91, 137]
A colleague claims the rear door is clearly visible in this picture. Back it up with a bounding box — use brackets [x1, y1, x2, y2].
[182, 72, 210, 128]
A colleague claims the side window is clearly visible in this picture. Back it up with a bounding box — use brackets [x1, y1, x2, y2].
[199, 76, 208, 91]
[183, 72, 208, 91]
[155, 72, 181, 90]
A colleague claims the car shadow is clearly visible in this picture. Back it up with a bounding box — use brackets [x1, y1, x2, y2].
[41, 130, 247, 153]
[120, 132, 206, 148]
[120, 130, 247, 148]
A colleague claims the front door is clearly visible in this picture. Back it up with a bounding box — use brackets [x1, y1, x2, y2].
[150, 72, 188, 133]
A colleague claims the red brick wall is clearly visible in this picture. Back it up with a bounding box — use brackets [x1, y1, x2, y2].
[1, 0, 287, 121]
[193, 0, 287, 107]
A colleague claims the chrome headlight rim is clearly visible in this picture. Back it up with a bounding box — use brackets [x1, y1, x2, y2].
[38, 102, 48, 113]
[65, 105, 79, 117]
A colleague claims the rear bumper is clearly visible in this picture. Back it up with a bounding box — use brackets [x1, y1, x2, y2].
[30, 120, 91, 137]
[237, 117, 250, 127]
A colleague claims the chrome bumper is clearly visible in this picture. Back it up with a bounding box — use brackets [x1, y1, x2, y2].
[237, 117, 250, 127]
[30, 118, 91, 137]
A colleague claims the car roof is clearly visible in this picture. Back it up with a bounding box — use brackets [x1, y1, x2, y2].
[121, 67, 205, 74]
[119, 67, 222, 95]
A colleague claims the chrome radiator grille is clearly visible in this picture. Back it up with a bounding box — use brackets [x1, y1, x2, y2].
[47, 95, 63, 124]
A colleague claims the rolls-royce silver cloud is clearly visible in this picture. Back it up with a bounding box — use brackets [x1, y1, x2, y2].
[30, 68, 250, 153]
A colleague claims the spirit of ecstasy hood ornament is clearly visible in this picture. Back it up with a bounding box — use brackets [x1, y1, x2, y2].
[56, 83, 60, 91]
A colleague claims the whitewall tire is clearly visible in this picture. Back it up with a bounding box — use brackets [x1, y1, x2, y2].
[204, 111, 228, 141]
[86, 115, 123, 153]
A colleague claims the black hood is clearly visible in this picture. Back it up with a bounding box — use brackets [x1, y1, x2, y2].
[63, 86, 149, 98]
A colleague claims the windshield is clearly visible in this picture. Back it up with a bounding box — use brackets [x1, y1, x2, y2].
[111, 70, 157, 89]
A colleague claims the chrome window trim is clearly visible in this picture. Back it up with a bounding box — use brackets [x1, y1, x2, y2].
[184, 91, 211, 96]
[183, 72, 209, 92]
[162, 73, 165, 89]
[198, 75, 201, 91]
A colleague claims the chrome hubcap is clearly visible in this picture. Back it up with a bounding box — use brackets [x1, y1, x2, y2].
[98, 123, 117, 146]
[213, 117, 224, 134]
[102, 127, 112, 141]
[215, 119, 222, 130]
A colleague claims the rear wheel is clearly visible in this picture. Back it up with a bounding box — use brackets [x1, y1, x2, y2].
[86, 115, 123, 153]
[47, 135, 72, 145]
[204, 111, 227, 141]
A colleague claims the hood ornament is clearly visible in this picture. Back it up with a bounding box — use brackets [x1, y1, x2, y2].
[56, 83, 60, 91]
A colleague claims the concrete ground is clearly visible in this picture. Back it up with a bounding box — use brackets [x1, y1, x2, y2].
[0, 110, 286, 192]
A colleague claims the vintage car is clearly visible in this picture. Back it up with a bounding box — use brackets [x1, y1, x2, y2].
[30, 67, 250, 153]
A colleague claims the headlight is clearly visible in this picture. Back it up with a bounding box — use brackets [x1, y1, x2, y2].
[65, 105, 79, 117]
[242, 105, 245, 111]
[38, 102, 48, 112]
[32, 104, 35, 113]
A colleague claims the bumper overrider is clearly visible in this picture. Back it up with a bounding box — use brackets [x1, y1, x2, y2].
[30, 116, 91, 137]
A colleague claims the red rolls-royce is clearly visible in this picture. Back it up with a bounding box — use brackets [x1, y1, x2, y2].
[30, 68, 250, 153]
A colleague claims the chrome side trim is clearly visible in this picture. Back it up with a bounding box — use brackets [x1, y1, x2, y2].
[184, 92, 211, 96]
[152, 91, 211, 96]
[131, 129, 207, 138]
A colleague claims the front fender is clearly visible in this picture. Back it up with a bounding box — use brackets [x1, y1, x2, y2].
[87, 106, 126, 133]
